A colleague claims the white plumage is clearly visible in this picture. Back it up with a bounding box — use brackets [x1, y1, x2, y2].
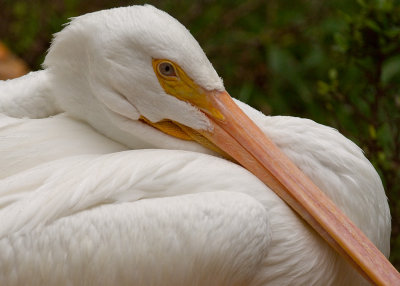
[0, 5, 390, 286]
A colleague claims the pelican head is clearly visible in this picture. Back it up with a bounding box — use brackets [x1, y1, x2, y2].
[41, 5, 398, 284]
[44, 5, 226, 148]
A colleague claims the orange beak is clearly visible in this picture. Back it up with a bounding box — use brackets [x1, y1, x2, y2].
[201, 90, 399, 286]
[151, 59, 400, 285]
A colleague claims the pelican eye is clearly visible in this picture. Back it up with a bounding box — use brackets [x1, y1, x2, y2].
[158, 62, 177, 77]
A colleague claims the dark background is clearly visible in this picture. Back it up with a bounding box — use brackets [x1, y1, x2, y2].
[1, 0, 399, 270]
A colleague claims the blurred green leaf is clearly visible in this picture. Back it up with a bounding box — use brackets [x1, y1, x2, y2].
[381, 55, 400, 84]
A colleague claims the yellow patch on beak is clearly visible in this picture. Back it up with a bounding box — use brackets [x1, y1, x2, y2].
[136, 58, 231, 158]
[139, 116, 230, 158]
[151, 59, 224, 120]
[139, 116, 192, 141]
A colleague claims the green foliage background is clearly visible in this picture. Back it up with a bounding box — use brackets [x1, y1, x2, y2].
[1, 0, 400, 270]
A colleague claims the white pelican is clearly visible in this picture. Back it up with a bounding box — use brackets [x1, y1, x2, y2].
[0, 5, 398, 286]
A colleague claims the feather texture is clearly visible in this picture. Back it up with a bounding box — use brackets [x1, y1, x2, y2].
[0, 5, 390, 286]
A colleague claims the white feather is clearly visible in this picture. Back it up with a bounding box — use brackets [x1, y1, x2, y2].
[0, 5, 390, 286]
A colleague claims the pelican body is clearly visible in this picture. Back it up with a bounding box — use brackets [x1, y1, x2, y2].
[0, 5, 395, 286]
